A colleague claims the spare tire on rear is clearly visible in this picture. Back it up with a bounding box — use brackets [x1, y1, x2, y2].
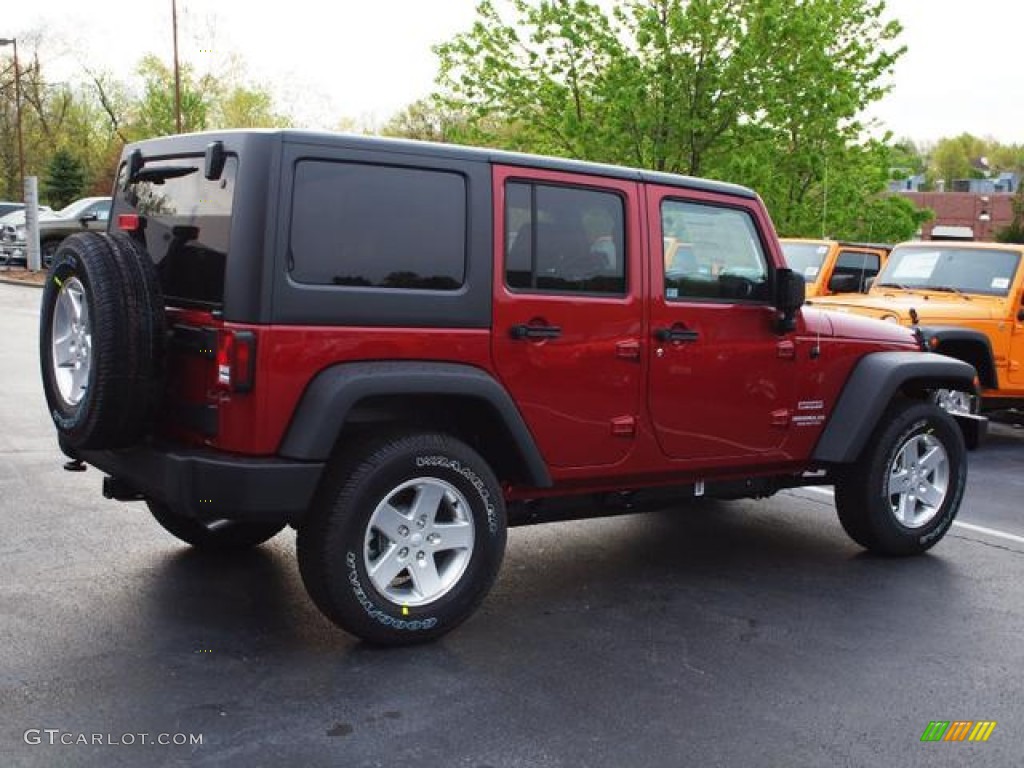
[39, 231, 166, 450]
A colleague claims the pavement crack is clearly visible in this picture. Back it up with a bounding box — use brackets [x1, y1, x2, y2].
[950, 532, 1023, 555]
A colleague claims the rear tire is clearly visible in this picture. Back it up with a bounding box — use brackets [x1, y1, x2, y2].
[148, 501, 285, 550]
[835, 400, 966, 556]
[297, 432, 507, 646]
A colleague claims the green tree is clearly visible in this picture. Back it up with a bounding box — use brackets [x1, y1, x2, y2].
[131, 55, 212, 138]
[845, 194, 932, 242]
[435, 0, 904, 236]
[928, 133, 985, 188]
[43, 148, 86, 208]
[213, 83, 291, 129]
[996, 185, 1024, 244]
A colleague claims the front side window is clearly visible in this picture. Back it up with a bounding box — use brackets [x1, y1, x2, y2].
[505, 182, 626, 295]
[833, 250, 881, 291]
[662, 200, 769, 301]
[290, 161, 466, 290]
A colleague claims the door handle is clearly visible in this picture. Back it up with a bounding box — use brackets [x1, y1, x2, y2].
[510, 323, 562, 340]
[654, 326, 699, 343]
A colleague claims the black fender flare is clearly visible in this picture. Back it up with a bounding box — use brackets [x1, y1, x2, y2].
[278, 361, 552, 487]
[813, 351, 978, 464]
[915, 325, 998, 389]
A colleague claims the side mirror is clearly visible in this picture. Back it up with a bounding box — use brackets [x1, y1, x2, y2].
[827, 273, 860, 294]
[1018, 307, 1024, 322]
[775, 268, 805, 333]
[79, 212, 98, 226]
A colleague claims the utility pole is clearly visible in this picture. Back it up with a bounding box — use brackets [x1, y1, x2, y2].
[0, 37, 25, 191]
[172, 0, 182, 133]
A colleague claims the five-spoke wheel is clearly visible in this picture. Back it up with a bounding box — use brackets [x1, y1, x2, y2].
[836, 400, 966, 555]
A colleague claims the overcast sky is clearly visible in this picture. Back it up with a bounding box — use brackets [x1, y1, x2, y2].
[5, 0, 1022, 144]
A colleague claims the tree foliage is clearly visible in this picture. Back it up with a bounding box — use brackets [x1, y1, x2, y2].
[43, 149, 86, 209]
[996, 185, 1024, 244]
[0, 35, 291, 203]
[435, 0, 905, 237]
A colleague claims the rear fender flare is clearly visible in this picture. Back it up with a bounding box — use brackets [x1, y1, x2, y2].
[278, 361, 552, 488]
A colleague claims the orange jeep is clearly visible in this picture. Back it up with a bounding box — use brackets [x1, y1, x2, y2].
[781, 239, 891, 297]
[809, 241, 1024, 431]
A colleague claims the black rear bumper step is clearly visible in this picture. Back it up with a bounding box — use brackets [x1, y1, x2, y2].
[61, 437, 324, 526]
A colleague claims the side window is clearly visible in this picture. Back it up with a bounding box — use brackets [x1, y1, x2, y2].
[661, 200, 769, 302]
[89, 201, 110, 221]
[834, 250, 880, 291]
[505, 181, 626, 295]
[289, 161, 466, 290]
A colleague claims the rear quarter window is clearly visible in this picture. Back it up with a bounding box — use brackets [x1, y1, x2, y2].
[288, 161, 466, 290]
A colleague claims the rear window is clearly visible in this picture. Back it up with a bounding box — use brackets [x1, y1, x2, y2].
[116, 155, 237, 308]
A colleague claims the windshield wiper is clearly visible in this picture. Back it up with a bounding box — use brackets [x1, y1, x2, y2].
[876, 282, 914, 290]
[928, 285, 970, 298]
[129, 165, 199, 184]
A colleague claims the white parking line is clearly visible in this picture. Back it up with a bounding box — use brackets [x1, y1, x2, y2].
[797, 486, 1024, 547]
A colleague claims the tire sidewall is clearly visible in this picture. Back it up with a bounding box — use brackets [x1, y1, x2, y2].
[40, 252, 98, 435]
[328, 439, 506, 641]
[867, 404, 966, 553]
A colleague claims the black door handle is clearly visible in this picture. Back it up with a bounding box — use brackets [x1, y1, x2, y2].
[654, 327, 700, 343]
[510, 324, 562, 340]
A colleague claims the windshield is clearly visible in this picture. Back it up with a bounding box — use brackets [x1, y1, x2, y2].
[877, 246, 1021, 297]
[782, 242, 829, 282]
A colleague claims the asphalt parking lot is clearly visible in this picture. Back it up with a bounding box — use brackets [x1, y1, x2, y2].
[2, 281, 1023, 767]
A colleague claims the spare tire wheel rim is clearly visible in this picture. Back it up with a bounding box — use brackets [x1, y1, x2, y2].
[363, 477, 475, 607]
[886, 432, 949, 529]
[51, 276, 92, 407]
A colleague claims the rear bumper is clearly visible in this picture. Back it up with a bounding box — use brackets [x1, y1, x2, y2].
[61, 437, 324, 525]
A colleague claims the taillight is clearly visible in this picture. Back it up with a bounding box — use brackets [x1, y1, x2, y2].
[117, 213, 142, 232]
[215, 330, 256, 393]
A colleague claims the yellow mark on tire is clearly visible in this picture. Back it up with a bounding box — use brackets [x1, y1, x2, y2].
[402, 606, 409, 616]
[53, 276, 62, 288]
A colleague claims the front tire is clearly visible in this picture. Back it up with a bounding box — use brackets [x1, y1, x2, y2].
[835, 400, 966, 556]
[148, 501, 285, 550]
[297, 433, 507, 646]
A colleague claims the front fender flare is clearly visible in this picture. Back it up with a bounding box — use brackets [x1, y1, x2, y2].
[915, 325, 998, 389]
[813, 351, 978, 464]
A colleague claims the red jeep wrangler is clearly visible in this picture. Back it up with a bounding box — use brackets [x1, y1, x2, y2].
[40, 131, 976, 645]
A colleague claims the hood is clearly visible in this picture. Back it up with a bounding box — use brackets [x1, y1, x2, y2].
[808, 291, 1005, 323]
[0, 208, 58, 227]
[822, 309, 919, 345]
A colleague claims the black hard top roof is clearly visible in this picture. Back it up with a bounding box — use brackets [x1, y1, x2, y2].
[125, 129, 759, 201]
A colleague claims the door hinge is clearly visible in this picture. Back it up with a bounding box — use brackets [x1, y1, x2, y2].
[611, 416, 637, 437]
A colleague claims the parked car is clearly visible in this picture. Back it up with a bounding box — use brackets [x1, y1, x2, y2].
[0, 196, 110, 267]
[780, 238, 891, 297]
[808, 240, 1024, 435]
[0, 201, 25, 219]
[39, 131, 977, 646]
